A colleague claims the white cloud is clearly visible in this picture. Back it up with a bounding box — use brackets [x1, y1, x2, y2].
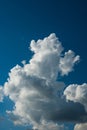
[0, 33, 81, 130]
[59, 50, 80, 75]
[74, 123, 87, 130]
[64, 82, 87, 130]
[4, 64, 65, 127]
[24, 33, 79, 80]
[64, 83, 87, 111]
[25, 33, 63, 81]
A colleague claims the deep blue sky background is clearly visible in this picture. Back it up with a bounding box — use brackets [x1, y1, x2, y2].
[0, 0, 87, 130]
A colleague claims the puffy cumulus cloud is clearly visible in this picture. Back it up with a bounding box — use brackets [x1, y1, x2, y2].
[64, 83, 87, 130]
[24, 33, 79, 80]
[3, 64, 67, 129]
[25, 33, 63, 81]
[0, 33, 82, 130]
[74, 123, 87, 130]
[64, 83, 87, 111]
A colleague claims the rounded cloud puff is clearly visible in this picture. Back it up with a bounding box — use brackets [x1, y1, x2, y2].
[64, 83, 87, 111]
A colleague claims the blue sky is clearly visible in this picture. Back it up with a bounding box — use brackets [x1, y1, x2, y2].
[0, 0, 87, 130]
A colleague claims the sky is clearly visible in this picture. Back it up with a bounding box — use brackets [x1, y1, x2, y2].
[0, 0, 87, 130]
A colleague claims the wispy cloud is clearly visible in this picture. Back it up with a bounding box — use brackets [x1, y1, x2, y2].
[0, 87, 4, 102]
[0, 116, 4, 122]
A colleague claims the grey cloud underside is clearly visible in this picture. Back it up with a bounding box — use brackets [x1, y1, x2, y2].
[0, 33, 86, 130]
[50, 101, 87, 123]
